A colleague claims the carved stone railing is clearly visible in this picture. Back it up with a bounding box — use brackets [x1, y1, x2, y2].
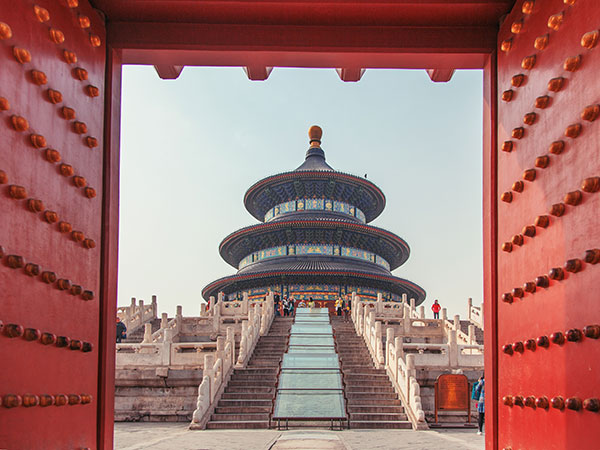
[468, 297, 484, 329]
[351, 291, 484, 430]
[117, 295, 158, 332]
[443, 314, 477, 346]
[116, 328, 224, 368]
[189, 327, 236, 429]
[189, 293, 274, 429]
[147, 306, 183, 343]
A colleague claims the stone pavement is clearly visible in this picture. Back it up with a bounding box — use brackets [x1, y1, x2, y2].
[115, 423, 484, 450]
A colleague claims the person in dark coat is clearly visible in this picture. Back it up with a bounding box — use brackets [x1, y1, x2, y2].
[474, 376, 485, 435]
[116, 317, 127, 343]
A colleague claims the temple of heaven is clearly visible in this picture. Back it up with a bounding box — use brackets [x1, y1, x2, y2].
[202, 126, 426, 306]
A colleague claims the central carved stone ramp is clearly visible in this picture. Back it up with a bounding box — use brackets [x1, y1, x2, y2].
[206, 316, 292, 429]
[332, 317, 411, 429]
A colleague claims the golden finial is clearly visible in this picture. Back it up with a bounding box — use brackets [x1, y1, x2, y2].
[308, 125, 322, 148]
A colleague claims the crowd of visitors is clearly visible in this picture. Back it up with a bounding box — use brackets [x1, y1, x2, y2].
[274, 294, 296, 317]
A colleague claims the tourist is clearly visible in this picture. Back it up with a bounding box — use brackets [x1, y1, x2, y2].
[116, 317, 127, 343]
[288, 298, 295, 316]
[343, 295, 351, 322]
[474, 375, 485, 435]
[335, 297, 343, 316]
[432, 299, 441, 319]
[308, 297, 315, 308]
[274, 295, 281, 317]
[282, 297, 289, 316]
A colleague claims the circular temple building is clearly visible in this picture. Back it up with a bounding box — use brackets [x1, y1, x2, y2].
[202, 126, 426, 306]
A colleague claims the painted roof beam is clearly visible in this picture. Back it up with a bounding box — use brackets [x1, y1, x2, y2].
[110, 23, 496, 70]
[154, 65, 184, 79]
[244, 66, 273, 81]
[426, 68, 455, 82]
[336, 68, 365, 82]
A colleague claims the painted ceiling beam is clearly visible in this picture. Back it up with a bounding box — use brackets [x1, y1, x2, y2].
[154, 65, 184, 79]
[243, 66, 273, 81]
[336, 68, 366, 82]
[109, 22, 496, 69]
[426, 68, 456, 82]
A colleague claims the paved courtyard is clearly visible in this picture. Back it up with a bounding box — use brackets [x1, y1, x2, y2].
[115, 423, 484, 450]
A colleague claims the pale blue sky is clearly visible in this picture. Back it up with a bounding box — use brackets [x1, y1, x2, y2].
[118, 66, 483, 319]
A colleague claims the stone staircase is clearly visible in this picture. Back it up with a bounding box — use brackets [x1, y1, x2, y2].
[122, 318, 162, 343]
[332, 317, 411, 429]
[459, 320, 484, 345]
[206, 316, 293, 429]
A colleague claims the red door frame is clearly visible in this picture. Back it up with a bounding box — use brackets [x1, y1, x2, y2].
[97, 52, 500, 450]
[97, 20, 501, 450]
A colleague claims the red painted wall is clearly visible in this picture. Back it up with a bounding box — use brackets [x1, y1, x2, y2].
[495, 0, 600, 448]
[0, 1, 106, 448]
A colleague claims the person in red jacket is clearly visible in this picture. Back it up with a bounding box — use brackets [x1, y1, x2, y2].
[432, 299, 441, 319]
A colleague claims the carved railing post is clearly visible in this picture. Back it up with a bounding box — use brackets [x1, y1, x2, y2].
[236, 321, 248, 367]
[151, 295, 158, 318]
[242, 292, 249, 316]
[376, 292, 383, 315]
[212, 298, 221, 335]
[161, 312, 168, 329]
[448, 329, 458, 367]
[161, 329, 173, 366]
[418, 305, 425, 319]
[176, 305, 183, 334]
[209, 296, 215, 317]
[441, 307, 447, 321]
[386, 327, 394, 368]
[467, 297, 473, 321]
[375, 320, 384, 367]
[226, 326, 235, 365]
[468, 324, 475, 345]
[142, 323, 152, 343]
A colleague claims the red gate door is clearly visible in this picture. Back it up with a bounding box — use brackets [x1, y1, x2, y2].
[0, 1, 108, 448]
[496, 0, 600, 448]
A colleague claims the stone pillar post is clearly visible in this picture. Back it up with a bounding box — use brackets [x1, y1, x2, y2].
[467, 297, 473, 321]
[376, 293, 383, 315]
[161, 313, 168, 329]
[242, 292, 249, 316]
[448, 329, 459, 367]
[395, 336, 404, 358]
[209, 296, 215, 316]
[216, 336, 225, 361]
[441, 308, 447, 321]
[418, 305, 425, 319]
[138, 299, 145, 321]
[401, 293, 407, 304]
[161, 329, 173, 366]
[142, 323, 152, 343]
[200, 303, 207, 317]
[227, 326, 236, 365]
[468, 324, 475, 344]
[386, 327, 394, 366]
[213, 298, 221, 335]
[152, 295, 158, 318]
[409, 298, 415, 313]
[403, 308, 411, 335]
[454, 314, 460, 330]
